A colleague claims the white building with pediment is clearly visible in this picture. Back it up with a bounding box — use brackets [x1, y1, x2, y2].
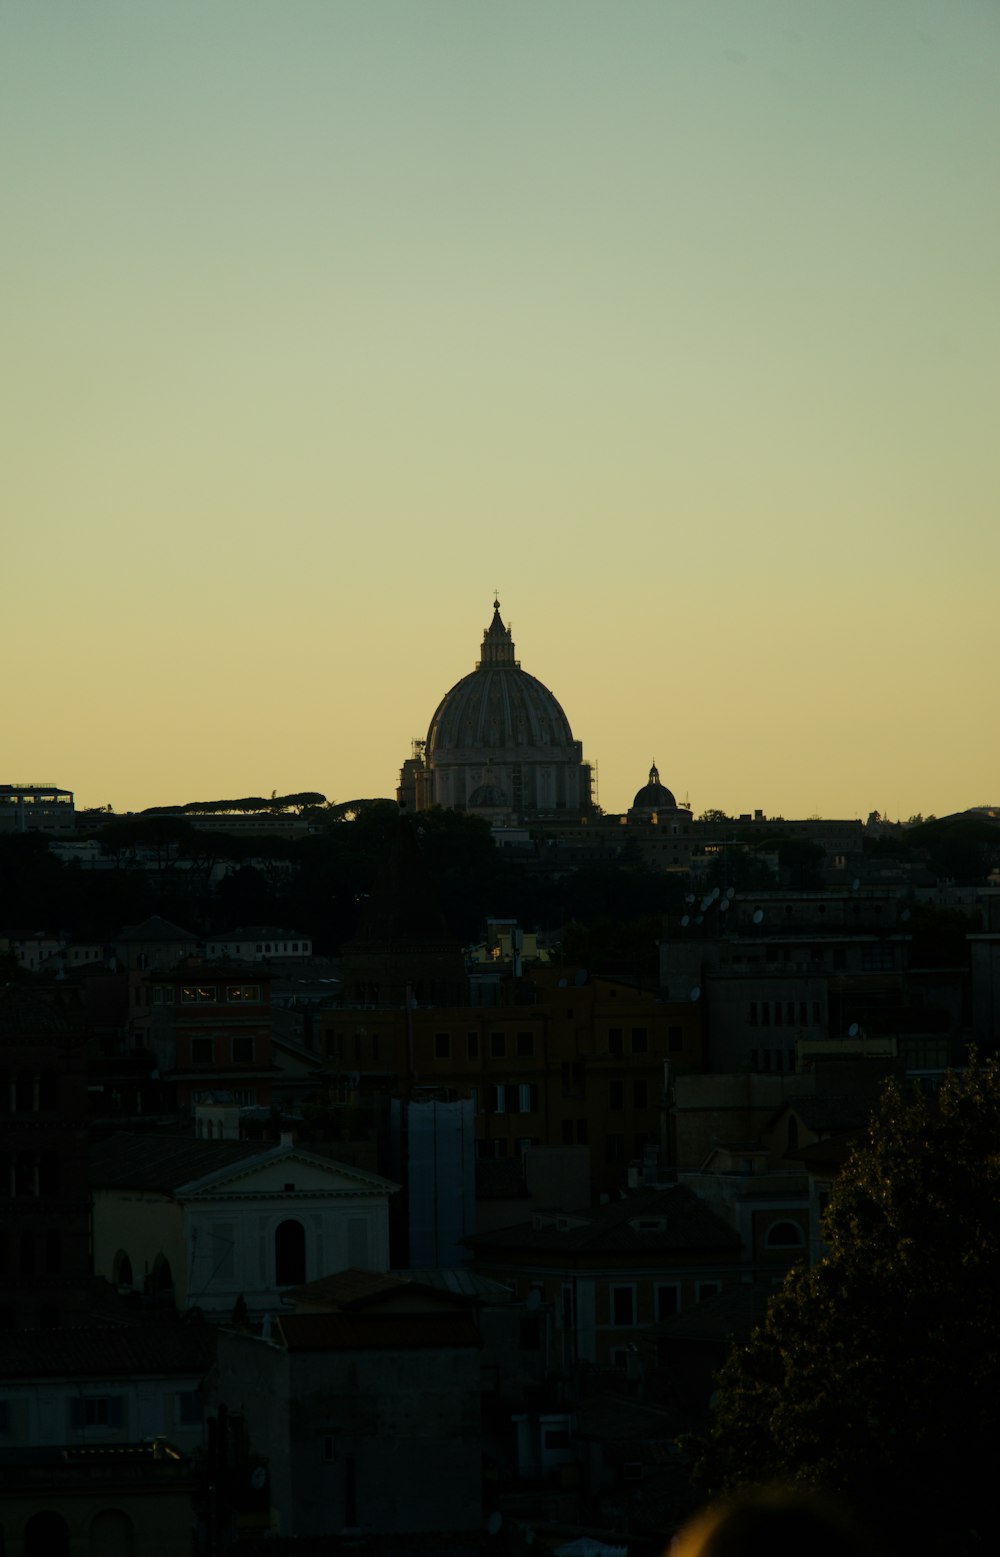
[90, 1133, 398, 1317]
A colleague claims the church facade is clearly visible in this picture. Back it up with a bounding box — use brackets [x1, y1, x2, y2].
[398, 601, 594, 820]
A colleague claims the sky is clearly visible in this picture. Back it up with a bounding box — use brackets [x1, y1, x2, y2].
[4, 1, 998, 822]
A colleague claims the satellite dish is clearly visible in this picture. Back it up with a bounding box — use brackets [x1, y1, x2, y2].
[719, 897, 730, 912]
[852, 878, 861, 891]
[680, 914, 690, 927]
[726, 886, 736, 899]
[574, 968, 588, 987]
[690, 985, 701, 1001]
[685, 894, 696, 905]
[694, 914, 704, 925]
[558, 977, 568, 988]
[752, 909, 764, 925]
[710, 887, 721, 901]
[486, 1512, 502, 1536]
[525, 1287, 541, 1311]
[848, 1022, 860, 1038]
[900, 908, 911, 922]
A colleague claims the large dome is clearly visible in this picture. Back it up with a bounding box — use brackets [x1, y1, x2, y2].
[400, 602, 593, 818]
[427, 605, 576, 757]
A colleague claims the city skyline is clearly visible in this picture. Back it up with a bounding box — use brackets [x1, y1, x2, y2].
[5, 2, 998, 821]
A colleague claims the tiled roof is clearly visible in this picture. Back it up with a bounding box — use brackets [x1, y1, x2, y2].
[467, 1185, 741, 1256]
[277, 1311, 482, 1351]
[115, 916, 198, 943]
[789, 1094, 876, 1132]
[89, 1133, 268, 1190]
[0, 1324, 215, 1380]
[286, 1269, 411, 1307]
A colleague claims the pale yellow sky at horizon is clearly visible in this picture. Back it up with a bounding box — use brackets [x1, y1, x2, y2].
[3, 1, 998, 823]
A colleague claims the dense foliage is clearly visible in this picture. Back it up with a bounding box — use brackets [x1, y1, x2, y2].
[0, 805, 681, 961]
[695, 1061, 1000, 1556]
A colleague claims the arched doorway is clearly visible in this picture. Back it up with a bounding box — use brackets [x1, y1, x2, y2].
[25, 1511, 70, 1557]
[274, 1219, 306, 1286]
[90, 1508, 135, 1557]
[149, 1253, 174, 1303]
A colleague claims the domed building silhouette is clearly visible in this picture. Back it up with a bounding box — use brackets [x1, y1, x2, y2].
[398, 600, 593, 819]
[628, 762, 678, 822]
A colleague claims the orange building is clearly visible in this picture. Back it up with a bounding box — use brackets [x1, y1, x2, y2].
[315, 972, 703, 1195]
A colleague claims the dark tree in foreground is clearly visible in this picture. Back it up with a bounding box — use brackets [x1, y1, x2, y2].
[694, 1060, 1000, 1557]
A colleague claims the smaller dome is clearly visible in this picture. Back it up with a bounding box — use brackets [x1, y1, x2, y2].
[468, 783, 511, 809]
[632, 762, 677, 811]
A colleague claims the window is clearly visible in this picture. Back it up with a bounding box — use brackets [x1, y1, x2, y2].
[467, 1032, 479, 1059]
[561, 1119, 575, 1145]
[656, 1283, 680, 1320]
[70, 1395, 125, 1430]
[761, 1002, 770, 1026]
[608, 1079, 623, 1110]
[630, 1027, 648, 1054]
[434, 1032, 451, 1060]
[516, 1031, 534, 1057]
[608, 1028, 623, 1055]
[177, 1391, 204, 1425]
[611, 1286, 635, 1326]
[575, 1118, 588, 1144]
[611, 1347, 629, 1371]
[605, 1133, 625, 1163]
[321, 1434, 337, 1462]
[862, 944, 894, 972]
[696, 1280, 722, 1303]
[668, 1024, 683, 1051]
[226, 984, 261, 1002]
[748, 1002, 758, 1025]
[633, 1079, 647, 1109]
[490, 1032, 506, 1058]
[181, 985, 217, 1003]
[544, 1426, 570, 1448]
[191, 1038, 214, 1065]
[232, 1037, 254, 1064]
[489, 1083, 539, 1115]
